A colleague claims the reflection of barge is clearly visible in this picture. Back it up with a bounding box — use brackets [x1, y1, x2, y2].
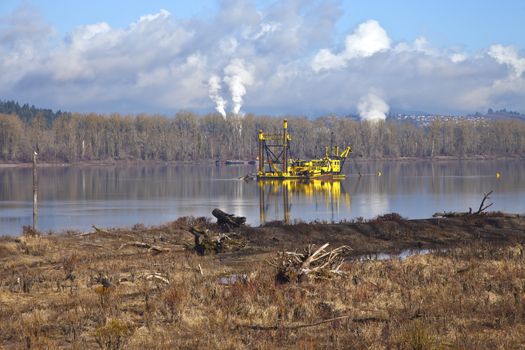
[257, 120, 351, 180]
[257, 179, 351, 225]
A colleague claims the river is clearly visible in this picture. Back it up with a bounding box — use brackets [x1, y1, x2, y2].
[0, 160, 524, 235]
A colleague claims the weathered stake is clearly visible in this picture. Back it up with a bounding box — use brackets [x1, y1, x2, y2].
[32, 151, 38, 231]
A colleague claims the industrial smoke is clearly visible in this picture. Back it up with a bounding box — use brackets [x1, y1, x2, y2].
[208, 59, 253, 117]
[358, 93, 389, 122]
[224, 58, 253, 116]
[208, 75, 227, 118]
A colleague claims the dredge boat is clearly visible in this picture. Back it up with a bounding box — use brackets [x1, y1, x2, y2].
[257, 119, 351, 180]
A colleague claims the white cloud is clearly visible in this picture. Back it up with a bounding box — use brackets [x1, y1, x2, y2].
[218, 37, 239, 54]
[450, 53, 467, 63]
[344, 20, 391, 58]
[244, 21, 281, 41]
[71, 22, 112, 43]
[0, 1, 524, 115]
[136, 9, 171, 25]
[488, 44, 525, 78]
[312, 19, 390, 72]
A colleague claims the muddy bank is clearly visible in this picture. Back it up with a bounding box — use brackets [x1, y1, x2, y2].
[242, 213, 525, 256]
[2, 213, 524, 263]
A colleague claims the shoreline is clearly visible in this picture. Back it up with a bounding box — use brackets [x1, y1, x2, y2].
[1, 155, 524, 168]
[5, 211, 525, 256]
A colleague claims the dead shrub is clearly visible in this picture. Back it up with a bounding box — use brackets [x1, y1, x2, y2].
[17, 309, 51, 349]
[369, 213, 406, 224]
[93, 318, 132, 350]
[162, 284, 188, 323]
[17, 235, 50, 256]
[400, 320, 437, 350]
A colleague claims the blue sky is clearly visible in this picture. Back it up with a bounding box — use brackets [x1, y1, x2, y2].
[339, 0, 525, 50]
[2, 0, 523, 50]
[0, 0, 524, 116]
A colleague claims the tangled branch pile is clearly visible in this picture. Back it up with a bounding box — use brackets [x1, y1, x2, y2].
[189, 226, 245, 255]
[269, 243, 351, 283]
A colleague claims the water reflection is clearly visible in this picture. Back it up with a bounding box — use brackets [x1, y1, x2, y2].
[258, 180, 351, 224]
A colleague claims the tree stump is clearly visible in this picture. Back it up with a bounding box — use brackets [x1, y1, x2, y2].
[212, 208, 246, 232]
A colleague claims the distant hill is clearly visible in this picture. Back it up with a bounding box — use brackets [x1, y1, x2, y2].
[469, 109, 525, 121]
[0, 100, 70, 125]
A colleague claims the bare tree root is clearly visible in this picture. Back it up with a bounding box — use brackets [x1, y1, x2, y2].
[268, 243, 351, 283]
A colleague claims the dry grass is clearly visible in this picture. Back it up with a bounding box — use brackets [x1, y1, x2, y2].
[1, 217, 525, 349]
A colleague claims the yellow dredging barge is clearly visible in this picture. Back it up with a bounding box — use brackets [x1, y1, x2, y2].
[257, 119, 352, 180]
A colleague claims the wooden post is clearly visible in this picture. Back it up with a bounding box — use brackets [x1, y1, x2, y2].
[283, 119, 288, 175]
[259, 182, 265, 225]
[32, 151, 38, 231]
[283, 181, 289, 224]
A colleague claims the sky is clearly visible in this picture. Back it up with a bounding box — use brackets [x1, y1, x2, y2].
[0, 0, 524, 117]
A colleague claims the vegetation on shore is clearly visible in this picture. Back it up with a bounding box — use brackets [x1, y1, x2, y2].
[1, 213, 525, 349]
[1, 111, 525, 163]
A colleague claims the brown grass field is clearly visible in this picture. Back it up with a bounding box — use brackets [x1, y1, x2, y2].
[1, 213, 525, 349]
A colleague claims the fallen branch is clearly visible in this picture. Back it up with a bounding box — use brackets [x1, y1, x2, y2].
[92, 225, 110, 234]
[119, 241, 169, 254]
[238, 314, 387, 331]
[78, 242, 109, 250]
[140, 272, 170, 284]
[475, 190, 494, 214]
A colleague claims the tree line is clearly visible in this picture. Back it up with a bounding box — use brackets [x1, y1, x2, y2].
[0, 112, 524, 163]
[0, 100, 69, 126]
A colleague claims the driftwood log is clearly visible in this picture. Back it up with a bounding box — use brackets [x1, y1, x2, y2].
[212, 208, 246, 232]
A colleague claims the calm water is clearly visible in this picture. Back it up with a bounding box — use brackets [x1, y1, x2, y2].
[0, 160, 524, 235]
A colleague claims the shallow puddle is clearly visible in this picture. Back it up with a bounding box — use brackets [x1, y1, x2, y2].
[356, 248, 432, 261]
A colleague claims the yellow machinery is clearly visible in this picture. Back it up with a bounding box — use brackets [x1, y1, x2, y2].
[257, 119, 352, 180]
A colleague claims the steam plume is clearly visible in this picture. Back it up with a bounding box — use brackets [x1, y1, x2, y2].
[208, 75, 227, 118]
[224, 58, 253, 115]
[357, 93, 389, 122]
